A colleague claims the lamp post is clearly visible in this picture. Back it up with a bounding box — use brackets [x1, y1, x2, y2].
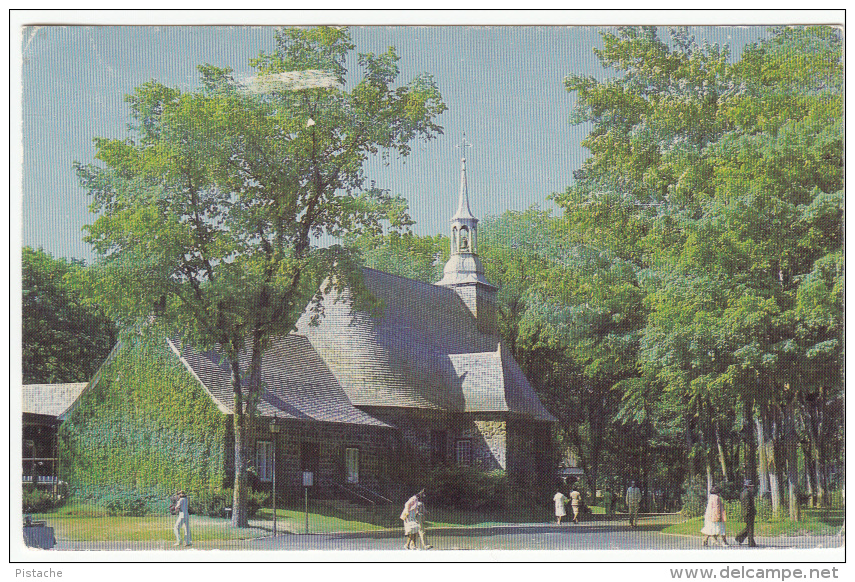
[269, 416, 281, 537]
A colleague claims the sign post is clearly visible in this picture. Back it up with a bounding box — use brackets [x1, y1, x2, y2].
[302, 471, 313, 534]
[270, 417, 280, 537]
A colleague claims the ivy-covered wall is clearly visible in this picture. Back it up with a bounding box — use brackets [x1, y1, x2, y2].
[58, 334, 228, 500]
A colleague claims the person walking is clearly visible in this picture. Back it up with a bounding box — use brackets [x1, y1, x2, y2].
[415, 500, 433, 549]
[701, 485, 728, 547]
[400, 489, 424, 549]
[735, 480, 757, 547]
[626, 481, 642, 527]
[172, 490, 191, 547]
[553, 488, 569, 525]
[569, 485, 583, 524]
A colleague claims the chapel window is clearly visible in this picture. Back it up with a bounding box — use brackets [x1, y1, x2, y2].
[455, 439, 472, 467]
[345, 447, 359, 484]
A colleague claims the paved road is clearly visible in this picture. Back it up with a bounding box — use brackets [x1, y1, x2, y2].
[53, 515, 843, 552]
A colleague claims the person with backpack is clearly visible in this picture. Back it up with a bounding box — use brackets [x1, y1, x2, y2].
[172, 490, 192, 547]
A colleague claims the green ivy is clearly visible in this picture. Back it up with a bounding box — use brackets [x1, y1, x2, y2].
[58, 332, 228, 505]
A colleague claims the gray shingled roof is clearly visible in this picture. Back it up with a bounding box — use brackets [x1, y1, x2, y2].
[295, 268, 557, 422]
[169, 335, 389, 427]
[22, 383, 88, 417]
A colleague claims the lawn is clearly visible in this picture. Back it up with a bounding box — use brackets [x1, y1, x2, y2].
[29, 500, 603, 542]
[663, 507, 844, 538]
[29, 502, 384, 543]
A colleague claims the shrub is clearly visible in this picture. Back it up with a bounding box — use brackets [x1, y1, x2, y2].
[23, 488, 64, 514]
[426, 466, 507, 510]
[97, 488, 160, 517]
[757, 496, 773, 522]
[725, 499, 743, 522]
[188, 488, 267, 518]
[719, 481, 740, 501]
[681, 478, 707, 518]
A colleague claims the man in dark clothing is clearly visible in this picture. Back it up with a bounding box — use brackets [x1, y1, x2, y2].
[735, 480, 757, 547]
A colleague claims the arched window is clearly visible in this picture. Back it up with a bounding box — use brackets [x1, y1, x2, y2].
[459, 226, 470, 252]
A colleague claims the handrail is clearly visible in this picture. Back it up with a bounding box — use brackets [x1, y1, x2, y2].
[332, 483, 376, 506]
[350, 483, 393, 505]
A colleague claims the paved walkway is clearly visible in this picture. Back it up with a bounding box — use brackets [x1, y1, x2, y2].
[53, 515, 843, 552]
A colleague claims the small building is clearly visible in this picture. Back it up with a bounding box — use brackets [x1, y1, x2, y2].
[22, 383, 87, 490]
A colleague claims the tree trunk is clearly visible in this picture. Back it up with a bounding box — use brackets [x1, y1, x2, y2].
[230, 359, 249, 528]
[743, 394, 757, 484]
[684, 413, 698, 484]
[801, 439, 816, 508]
[760, 405, 784, 517]
[715, 421, 730, 482]
[231, 328, 266, 528]
[706, 460, 714, 494]
[756, 417, 770, 497]
[804, 396, 829, 507]
[586, 394, 605, 505]
[784, 399, 801, 521]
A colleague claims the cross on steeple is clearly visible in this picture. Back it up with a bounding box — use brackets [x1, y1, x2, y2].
[455, 132, 473, 161]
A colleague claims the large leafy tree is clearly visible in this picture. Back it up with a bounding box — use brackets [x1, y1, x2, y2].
[76, 26, 446, 526]
[558, 26, 842, 516]
[348, 230, 448, 283]
[22, 247, 117, 384]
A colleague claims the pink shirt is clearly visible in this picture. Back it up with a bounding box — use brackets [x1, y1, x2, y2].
[704, 494, 726, 522]
[400, 495, 419, 520]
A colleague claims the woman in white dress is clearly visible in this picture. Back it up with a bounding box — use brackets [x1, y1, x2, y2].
[553, 489, 569, 525]
[701, 485, 728, 546]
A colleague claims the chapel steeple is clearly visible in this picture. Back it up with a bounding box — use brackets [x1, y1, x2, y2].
[437, 137, 498, 334]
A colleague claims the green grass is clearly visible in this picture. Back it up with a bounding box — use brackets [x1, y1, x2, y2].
[37, 513, 267, 542]
[423, 505, 548, 528]
[254, 507, 385, 533]
[663, 507, 844, 538]
[28, 502, 386, 542]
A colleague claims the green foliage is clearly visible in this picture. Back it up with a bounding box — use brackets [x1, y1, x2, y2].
[23, 488, 65, 514]
[681, 478, 707, 518]
[22, 246, 117, 383]
[97, 487, 162, 517]
[426, 466, 508, 510]
[548, 25, 844, 499]
[58, 330, 228, 501]
[349, 231, 449, 283]
[74, 27, 446, 525]
[757, 496, 774, 522]
[190, 488, 267, 518]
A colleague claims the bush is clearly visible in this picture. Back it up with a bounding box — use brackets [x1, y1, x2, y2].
[426, 466, 507, 510]
[188, 488, 267, 518]
[97, 488, 160, 517]
[681, 478, 707, 518]
[719, 481, 740, 501]
[757, 496, 773, 522]
[725, 499, 744, 523]
[23, 488, 64, 514]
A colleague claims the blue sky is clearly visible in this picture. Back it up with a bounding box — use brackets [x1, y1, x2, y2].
[22, 24, 771, 262]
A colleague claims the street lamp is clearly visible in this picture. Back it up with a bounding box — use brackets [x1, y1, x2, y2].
[269, 415, 281, 537]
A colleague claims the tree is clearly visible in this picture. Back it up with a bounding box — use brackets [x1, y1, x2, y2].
[348, 230, 448, 283]
[558, 25, 843, 517]
[75, 26, 446, 526]
[22, 247, 117, 384]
